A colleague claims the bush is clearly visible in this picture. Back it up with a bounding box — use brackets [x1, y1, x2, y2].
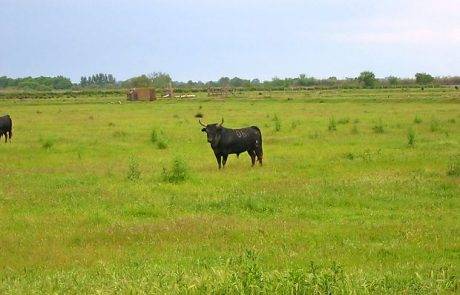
[162, 157, 188, 183]
[151, 128, 160, 143]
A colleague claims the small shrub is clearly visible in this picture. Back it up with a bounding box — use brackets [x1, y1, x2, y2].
[127, 158, 141, 181]
[157, 138, 169, 149]
[40, 137, 54, 149]
[414, 115, 423, 124]
[337, 117, 350, 124]
[328, 117, 336, 131]
[274, 120, 281, 132]
[162, 158, 188, 183]
[344, 152, 355, 160]
[407, 127, 416, 147]
[151, 128, 160, 143]
[291, 120, 300, 129]
[151, 128, 168, 149]
[447, 118, 456, 124]
[447, 155, 460, 176]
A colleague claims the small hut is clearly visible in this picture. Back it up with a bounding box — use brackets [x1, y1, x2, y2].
[127, 88, 156, 101]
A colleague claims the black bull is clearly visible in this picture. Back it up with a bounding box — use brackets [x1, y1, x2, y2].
[200, 119, 263, 169]
[0, 115, 12, 143]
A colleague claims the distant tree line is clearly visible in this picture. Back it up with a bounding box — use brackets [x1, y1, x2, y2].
[80, 73, 116, 87]
[1, 72, 459, 91]
[0, 76, 72, 90]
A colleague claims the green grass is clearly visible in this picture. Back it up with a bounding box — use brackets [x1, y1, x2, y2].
[0, 89, 459, 293]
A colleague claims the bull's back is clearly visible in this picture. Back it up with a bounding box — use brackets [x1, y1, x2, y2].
[0, 115, 12, 130]
[219, 127, 261, 154]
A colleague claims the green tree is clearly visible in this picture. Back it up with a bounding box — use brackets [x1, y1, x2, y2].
[230, 77, 250, 88]
[149, 72, 171, 89]
[386, 76, 399, 86]
[358, 71, 376, 88]
[251, 78, 261, 86]
[122, 75, 152, 88]
[52, 76, 73, 89]
[0, 76, 8, 88]
[218, 77, 230, 87]
[415, 72, 434, 85]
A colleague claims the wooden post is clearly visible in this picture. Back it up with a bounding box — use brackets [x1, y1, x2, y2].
[168, 82, 173, 98]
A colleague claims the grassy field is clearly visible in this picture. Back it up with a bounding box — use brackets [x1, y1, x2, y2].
[0, 88, 459, 294]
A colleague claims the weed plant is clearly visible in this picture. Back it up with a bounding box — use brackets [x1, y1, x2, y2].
[407, 127, 416, 146]
[162, 157, 188, 183]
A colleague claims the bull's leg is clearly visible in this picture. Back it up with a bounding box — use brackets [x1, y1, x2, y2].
[255, 147, 263, 166]
[215, 154, 222, 169]
[248, 150, 256, 166]
[222, 154, 228, 167]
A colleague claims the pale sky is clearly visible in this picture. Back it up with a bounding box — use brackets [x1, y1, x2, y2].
[1, 0, 459, 83]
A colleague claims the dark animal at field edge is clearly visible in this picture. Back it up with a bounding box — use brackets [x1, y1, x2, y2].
[0, 115, 13, 143]
[200, 119, 263, 169]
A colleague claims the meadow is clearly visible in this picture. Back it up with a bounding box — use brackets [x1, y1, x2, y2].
[0, 88, 459, 294]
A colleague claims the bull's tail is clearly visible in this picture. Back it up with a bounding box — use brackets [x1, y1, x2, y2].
[251, 126, 263, 165]
[8, 116, 12, 141]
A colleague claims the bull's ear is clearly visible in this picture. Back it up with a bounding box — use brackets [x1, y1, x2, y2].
[201, 128, 206, 132]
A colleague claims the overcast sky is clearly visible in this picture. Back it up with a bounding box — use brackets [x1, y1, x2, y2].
[1, 0, 459, 82]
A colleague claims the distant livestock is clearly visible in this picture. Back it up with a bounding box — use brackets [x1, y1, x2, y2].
[0, 115, 13, 143]
[127, 88, 156, 101]
[200, 119, 263, 169]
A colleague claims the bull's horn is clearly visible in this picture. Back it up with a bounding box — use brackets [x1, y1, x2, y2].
[199, 119, 206, 127]
[217, 118, 224, 127]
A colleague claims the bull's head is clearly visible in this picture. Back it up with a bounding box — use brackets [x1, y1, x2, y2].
[200, 118, 224, 147]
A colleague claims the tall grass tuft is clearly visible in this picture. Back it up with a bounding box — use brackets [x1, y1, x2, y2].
[272, 114, 281, 132]
[407, 127, 416, 147]
[162, 157, 188, 183]
[151, 128, 168, 149]
[40, 137, 55, 149]
[127, 157, 141, 181]
[328, 117, 336, 131]
[151, 128, 160, 143]
[373, 119, 384, 133]
[414, 114, 423, 124]
[447, 154, 460, 176]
